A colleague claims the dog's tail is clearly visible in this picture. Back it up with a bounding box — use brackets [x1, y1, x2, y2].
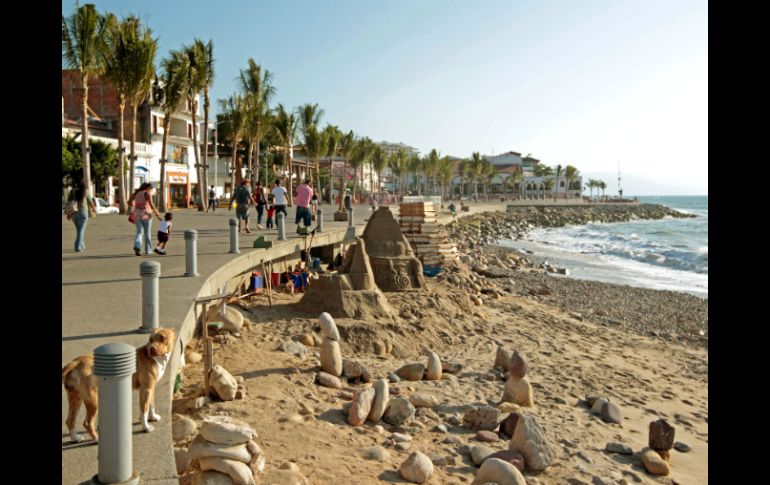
[62, 360, 79, 389]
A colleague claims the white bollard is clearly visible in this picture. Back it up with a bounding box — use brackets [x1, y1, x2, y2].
[229, 218, 239, 254]
[277, 212, 286, 241]
[316, 208, 324, 233]
[184, 229, 198, 277]
[138, 261, 160, 333]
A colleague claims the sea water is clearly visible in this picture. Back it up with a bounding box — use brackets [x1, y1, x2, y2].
[500, 196, 708, 298]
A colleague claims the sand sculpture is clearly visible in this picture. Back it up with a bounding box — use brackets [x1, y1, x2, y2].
[362, 207, 426, 292]
[297, 208, 426, 318]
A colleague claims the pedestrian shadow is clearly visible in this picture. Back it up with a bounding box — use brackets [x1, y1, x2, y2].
[62, 254, 140, 260]
[238, 367, 297, 380]
[376, 470, 410, 483]
[62, 329, 142, 341]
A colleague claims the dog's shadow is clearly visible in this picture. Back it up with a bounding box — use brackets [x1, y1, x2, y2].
[61, 426, 152, 450]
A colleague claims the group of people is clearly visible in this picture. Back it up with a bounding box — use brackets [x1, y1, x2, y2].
[229, 178, 318, 235]
[67, 178, 320, 257]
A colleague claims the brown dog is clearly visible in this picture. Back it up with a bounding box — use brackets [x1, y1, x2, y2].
[62, 328, 177, 442]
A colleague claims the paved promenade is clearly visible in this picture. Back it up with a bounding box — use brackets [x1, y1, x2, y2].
[61, 201, 506, 484]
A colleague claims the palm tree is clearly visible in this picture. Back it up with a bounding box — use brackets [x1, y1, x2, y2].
[198, 40, 214, 210]
[505, 170, 523, 198]
[468, 152, 487, 200]
[337, 130, 356, 211]
[564, 165, 579, 200]
[126, 22, 157, 197]
[103, 14, 132, 213]
[239, 59, 275, 188]
[303, 127, 325, 199]
[554, 164, 563, 201]
[371, 146, 387, 196]
[62, 3, 110, 196]
[296, 103, 324, 188]
[183, 39, 210, 209]
[153, 49, 189, 212]
[218, 94, 246, 187]
[599, 180, 607, 198]
[408, 155, 422, 195]
[388, 150, 407, 196]
[424, 149, 440, 195]
[458, 159, 469, 197]
[322, 124, 342, 204]
[533, 164, 553, 177]
[482, 159, 496, 196]
[437, 156, 453, 199]
[272, 104, 298, 205]
[543, 178, 554, 199]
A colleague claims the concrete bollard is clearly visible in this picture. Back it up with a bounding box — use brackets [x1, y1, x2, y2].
[92, 342, 139, 485]
[277, 212, 286, 240]
[348, 206, 354, 227]
[184, 229, 198, 277]
[316, 208, 324, 233]
[229, 218, 239, 254]
[138, 261, 160, 333]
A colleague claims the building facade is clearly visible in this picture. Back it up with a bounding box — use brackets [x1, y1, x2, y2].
[62, 70, 202, 207]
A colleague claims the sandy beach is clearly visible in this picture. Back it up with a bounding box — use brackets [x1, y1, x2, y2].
[172, 205, 707, 485]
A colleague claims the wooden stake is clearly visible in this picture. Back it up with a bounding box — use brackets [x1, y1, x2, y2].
[262, 261, 273, 308]
[203, 337, 213, 398]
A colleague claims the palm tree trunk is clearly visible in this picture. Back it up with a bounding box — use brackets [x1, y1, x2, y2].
[191, 98, 204, 210]
[255, 123, 261, 185]
[117, 98, 127, 213]
[246, 140, 254, 183]
[81, 76, 91, 194]
[202, 91, 210, 211]
[232, 136, 240, 188]
[159, 115, 171, 212]
[130, 104, 137, 196]
[286, 144, 293, 206]
[339, 159, 347, 211]
[316, 158, 321, 201]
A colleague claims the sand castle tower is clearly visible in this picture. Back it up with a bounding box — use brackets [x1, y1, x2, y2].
[362, 207, 426, 291]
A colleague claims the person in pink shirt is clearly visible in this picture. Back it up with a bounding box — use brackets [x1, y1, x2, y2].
[294, 179, 314, 233]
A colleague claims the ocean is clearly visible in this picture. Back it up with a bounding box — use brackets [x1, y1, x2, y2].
[499, 196, 708, 298]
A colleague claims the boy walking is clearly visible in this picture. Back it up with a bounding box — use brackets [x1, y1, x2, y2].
[154, 213, 173, 255]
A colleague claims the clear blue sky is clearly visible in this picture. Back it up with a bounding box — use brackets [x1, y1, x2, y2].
[62, 0, 708, 193]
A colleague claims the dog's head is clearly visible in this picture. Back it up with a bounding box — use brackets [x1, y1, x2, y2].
[147, 327, 176, 358]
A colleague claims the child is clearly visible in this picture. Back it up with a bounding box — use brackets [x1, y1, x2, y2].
[266, 204, 276, 229]
[154, 212, 173, 255]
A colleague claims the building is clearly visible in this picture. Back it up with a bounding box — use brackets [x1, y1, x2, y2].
[376, 141, 420, 193]
[62, 70, 202, 207]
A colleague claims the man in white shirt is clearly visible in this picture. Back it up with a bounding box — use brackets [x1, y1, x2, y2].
[271, 179, 288, 228]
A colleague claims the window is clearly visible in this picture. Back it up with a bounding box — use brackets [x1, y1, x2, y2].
[187, 123, 192, 138]
[167, 143, 189, 164]
[152, 115, 157, 134]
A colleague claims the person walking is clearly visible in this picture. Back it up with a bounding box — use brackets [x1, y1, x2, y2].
[229, 179, 257, 233]
[208, 185, 217, 212]
[128, 182, 162, 256]
[67, 179, 96, 252]
[294, 179, 313, 234]
[253, 180, 267, 230]
[271, 179, 289, 223]
[154, 212, 173, 255]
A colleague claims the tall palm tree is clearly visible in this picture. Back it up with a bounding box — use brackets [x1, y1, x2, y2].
[481, 159, 496, 196]
[322, 124, 342, 204]
[239, 59, 274, 184]
[103, 14, 132, 212]
[183, 39, 209, 209]
[458, 159, 469, 197]
[388, 151, 403, 196]
[337, 130, 356, 211]
[153, 49, 189, 212]
[554, 164, 563, 201]
[126, 22, 157, 197]
[564, 165, 579, 200]
[218, 94, 246, 187]
[62, 3, 110, 196]
[296, 103, 324, 188]
[468, 152, 487, 200]
[437, 156, 453, 199]
[407, 155, 422, 195]
[198, 40, 214, 210]
[303, 127, 325, 198]
[599, 180, 607, 198]
[505, 170, 523, 198]
[272, 104, 298, 205]
[371, 145, 387, 197]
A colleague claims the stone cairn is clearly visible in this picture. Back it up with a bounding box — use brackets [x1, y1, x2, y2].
[318, 312, 343, 377]
[184, 416, 265, 485]
[393, 350, 443, 382]
[497, 348, 534, 407]
[209, 364, 247, 401]
[640, 418, 676, 476]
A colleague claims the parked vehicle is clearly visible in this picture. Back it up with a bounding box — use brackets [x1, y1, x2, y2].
[95, 197, 119, 214]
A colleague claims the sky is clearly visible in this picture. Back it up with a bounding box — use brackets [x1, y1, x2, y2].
[62, 0, 708, 194]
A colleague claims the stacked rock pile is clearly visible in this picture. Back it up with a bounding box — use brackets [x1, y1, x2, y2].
[182, 416, 265, 485]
